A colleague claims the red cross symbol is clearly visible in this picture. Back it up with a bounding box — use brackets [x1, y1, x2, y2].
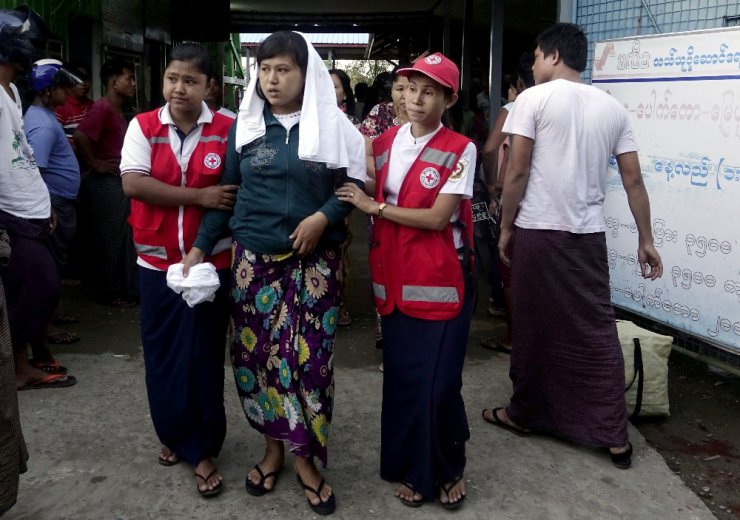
[205, 154, 220, 168]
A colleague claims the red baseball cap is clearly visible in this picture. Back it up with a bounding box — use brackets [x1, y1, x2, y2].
[397, 53, 460, 94]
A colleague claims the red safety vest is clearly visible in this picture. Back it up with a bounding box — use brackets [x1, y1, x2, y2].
[128, 107, 232, 270]
[371, 125, 474, 321]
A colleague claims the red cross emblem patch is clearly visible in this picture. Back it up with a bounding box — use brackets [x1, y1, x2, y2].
[204, 152, 221, 169]
[420, 167, 441, 189]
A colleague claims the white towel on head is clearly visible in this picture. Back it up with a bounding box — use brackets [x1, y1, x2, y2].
[234, 32, 366, 183]
[166, 262, 221, 308]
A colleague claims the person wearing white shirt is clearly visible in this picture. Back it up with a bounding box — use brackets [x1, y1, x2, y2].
[337, 53, 475, 510]
[0, 8, 77, 395]
[482, 23, 663, 470]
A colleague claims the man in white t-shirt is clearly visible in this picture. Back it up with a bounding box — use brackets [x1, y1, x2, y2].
[482, 23, 662, 469]
[0, 8, 76, 395]
[0, 6, 77, 517]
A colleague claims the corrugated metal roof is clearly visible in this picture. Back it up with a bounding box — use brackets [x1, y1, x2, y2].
[241, 33, 369, 45]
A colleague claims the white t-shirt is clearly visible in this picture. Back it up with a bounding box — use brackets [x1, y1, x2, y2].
[502, 79, 638, 233]
[0, 83, 51, 219]
[385, 123, 477, 248]
[120, 102, 215, 177]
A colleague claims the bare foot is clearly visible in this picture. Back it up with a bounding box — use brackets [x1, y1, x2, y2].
[440, 478, 466, 506]
[396, 482, 423, 505]
[194, 458, 222, 494]
[294, 456, 333, 506]
[247, 436, 284, 491]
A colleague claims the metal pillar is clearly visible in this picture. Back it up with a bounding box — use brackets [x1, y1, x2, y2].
[460, 0, 473, 109]
[488, 0, 504, 126]
[558, 0, 577, 22]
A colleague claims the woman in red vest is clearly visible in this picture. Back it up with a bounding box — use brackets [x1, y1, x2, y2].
[120, 43, 238, 498]
[337, 54, 476, 510]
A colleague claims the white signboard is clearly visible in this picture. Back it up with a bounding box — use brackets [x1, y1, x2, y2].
[592, 27, 740, 354]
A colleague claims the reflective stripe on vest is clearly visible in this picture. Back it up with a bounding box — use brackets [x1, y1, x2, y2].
[134, 242, 167, 259]
[373, 282, 387, 300]
[149, 136, 169, 144]
[420, 147, 458, 170]
[402, 285, 459, 304]
[375, 150, 389, 172]
[200, 135, 227, 143]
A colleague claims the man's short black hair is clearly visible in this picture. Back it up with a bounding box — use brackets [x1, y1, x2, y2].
[536, 23, 588, 73]
[100, 57, 134, 85]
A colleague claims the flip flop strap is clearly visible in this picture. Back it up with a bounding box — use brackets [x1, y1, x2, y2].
[195, 468, 218, 483]
[301, 477, 326, 498]
[442, 477, 462, 494]
[254, 465, 279, 484]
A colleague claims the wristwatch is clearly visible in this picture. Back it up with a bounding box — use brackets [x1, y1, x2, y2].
[377, 202, 387, 219]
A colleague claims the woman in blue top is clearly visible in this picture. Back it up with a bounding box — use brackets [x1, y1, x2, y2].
[183, 31, 365, 516]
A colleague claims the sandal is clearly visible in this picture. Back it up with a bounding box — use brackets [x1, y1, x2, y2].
[245, 464, 282, 496]
[481, 407, 531, 437]
[439, 477, 466, 511]
[158, 447, 179, 466]
[47, 330, 80, 345]
[30, 358, 68, 375]
[18, 373, 77, 390]
[296, 473, 336, 515]
[396, 481, 423, 508]
[610, 441, 633, 469]
[194, 468, 223, 498]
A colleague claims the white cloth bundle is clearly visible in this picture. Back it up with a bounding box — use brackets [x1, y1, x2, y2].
[234, 32, 366, 183]
[166, 262, 220, 308]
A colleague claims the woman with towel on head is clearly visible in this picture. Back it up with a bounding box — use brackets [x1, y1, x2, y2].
[183, 31, 365, 516]
[120, 42, 237, 498]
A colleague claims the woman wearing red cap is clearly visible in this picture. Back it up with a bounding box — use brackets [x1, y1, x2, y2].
[337, 53, 476, 510]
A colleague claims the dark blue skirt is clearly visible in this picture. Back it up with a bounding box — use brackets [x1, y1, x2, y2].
[139, 266, 230, 466]
[379, 287, 473, 500]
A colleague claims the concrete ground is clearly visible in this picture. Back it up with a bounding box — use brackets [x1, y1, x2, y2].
[8, 217, 717, 520]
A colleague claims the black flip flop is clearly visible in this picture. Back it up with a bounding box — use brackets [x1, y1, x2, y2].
[245, 464, 282, 496]
[194, 468, 223, 498]
[296, 473, 336, 515]
[439, 477, 466, 511]
[610, 441, 633, 469]
[397, 481, 424, 508]
[18, 373, 77, 390]
[481, 407, 531, 437]
[158, 448, 179, 466]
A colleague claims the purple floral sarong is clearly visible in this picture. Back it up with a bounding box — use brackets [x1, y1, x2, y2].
[230, 242, 341, 467]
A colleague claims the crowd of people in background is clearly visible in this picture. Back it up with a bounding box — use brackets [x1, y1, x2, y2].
[1, 5, 665, 516]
